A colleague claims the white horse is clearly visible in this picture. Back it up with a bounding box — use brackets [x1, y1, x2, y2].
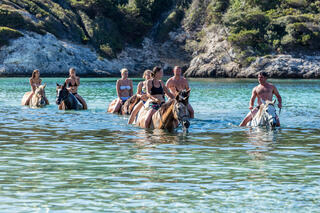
[248, 100, 279, 128]
[21, 84, 48, 108]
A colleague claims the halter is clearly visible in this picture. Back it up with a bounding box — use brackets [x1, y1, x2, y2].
[173, 101, 189, 125]
[261, 103, 277, 126]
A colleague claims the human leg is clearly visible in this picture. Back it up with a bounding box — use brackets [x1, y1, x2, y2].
[44, 96, 49, 105]
[144, 109, 156, 128]
[239, 108, 259, 126]
[75, 94, 87, 109]
[25, 92, 34, 105]
[111, 99, 122, 113]
[128, 101, 144, 124]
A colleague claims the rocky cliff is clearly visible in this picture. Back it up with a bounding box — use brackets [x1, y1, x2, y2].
[1, 0, 320, 78]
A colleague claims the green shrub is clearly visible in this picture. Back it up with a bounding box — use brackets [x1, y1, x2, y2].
[0, 26, 23, 47]
[155, 9, 184, 41]
[228, 29, 261, 48]
[99, 44, 115, 58]
[0, 8, 26, 29]
[243, 56, 257, 66]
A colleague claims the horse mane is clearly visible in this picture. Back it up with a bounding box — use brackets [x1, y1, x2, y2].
[121, 94, 139, 114]
[159, 99, 175, 116]
[157, 99, 175, 128]
[255, 100, 275, 121]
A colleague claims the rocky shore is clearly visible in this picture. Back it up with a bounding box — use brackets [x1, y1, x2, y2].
[1, 30, 320, 78]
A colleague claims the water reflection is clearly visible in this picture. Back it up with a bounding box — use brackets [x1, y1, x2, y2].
[245, 127, 279, 161]
[0, 78, 319, 211]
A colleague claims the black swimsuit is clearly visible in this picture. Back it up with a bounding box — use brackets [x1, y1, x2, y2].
[149, 80, 165, 110]
[68, 81, 78, 95]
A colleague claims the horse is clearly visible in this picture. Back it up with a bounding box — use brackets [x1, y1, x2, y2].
[56, 83, 83, 110]
[247, 100, 278, 128]
[136, 89, 191, 132]
[107, 95, 140, 115]
[21, 84, 48, 108]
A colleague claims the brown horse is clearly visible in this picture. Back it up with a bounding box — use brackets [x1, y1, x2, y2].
[137, 90, 191, 132]
[21, 84, 48, 108]
[108, 95, 140, 115]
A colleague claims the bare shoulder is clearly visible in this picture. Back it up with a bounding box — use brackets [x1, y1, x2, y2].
[166, 77, 174, 84]
[146, 79, 153, 85]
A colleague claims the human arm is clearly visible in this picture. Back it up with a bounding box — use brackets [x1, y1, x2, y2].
[129, 80, 133, 97]
[29, 78, 36, 92]
[76, 76, 80, 86]
[136, 82, 143, 97]
[249, 87, 257, 110]
[165, 78, 178, 96]
[162, 81, 175, 99]
[273, 86, 282, 108]
[116, 80, 121, 99]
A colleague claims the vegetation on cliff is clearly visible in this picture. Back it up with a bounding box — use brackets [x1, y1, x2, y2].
[0, 0, 319, 66]
[183, 0, 320, 66]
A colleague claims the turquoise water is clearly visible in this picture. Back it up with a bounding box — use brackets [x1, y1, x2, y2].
[0, 77, 319, 212]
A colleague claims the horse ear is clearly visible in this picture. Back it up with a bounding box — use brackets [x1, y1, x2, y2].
[56, 83, 60, 87]
[175, 93, 180, 101]
[43, 83, 46, 88]
[272, 99, 276, 104]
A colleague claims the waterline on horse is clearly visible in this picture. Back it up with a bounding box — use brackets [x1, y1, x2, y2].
[56, 83, 83, 110]
[247, 100, 279, 128]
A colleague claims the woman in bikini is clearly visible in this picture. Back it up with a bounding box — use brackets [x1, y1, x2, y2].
[23, 69, 49, 105]
[64, 67, 87, 109]
[128, 69, 152, 124]
[143, 66, 174, 128]
[108, 68, 133, 113]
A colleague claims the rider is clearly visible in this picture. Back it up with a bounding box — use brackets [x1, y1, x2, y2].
[128, 69, 152, 124]
[239, 72, 282, 126]
[110, 68, 133, 113]
[65, 67, 87, 109]
[166, 66, 194, 118]
[143, 66, 175, 128]
[25, 69, 49, 105]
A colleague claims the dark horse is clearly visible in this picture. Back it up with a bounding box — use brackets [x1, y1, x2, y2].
[56, 83, 83, 110]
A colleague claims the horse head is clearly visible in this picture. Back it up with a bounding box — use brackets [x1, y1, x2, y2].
[173, 89, 191, 130]
[32, 84, 47, 107]
[261, 100, 277, 128]
[56, 83, 69, 105]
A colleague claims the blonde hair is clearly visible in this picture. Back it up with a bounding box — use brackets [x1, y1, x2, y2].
[120, 68, 128, 74]
[143, 69, 151, 78]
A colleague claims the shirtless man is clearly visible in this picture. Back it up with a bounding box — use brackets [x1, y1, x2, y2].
[240, 72, 282, 126]
[166, 66, 194, 118]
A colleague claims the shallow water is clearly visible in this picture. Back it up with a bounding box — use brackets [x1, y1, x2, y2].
[0, 77, 319, 212]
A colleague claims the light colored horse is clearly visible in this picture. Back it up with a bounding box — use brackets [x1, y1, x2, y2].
[248, 100, 278, 128]
[136, 90, 191, 132]
[21, 84, 48, 108]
